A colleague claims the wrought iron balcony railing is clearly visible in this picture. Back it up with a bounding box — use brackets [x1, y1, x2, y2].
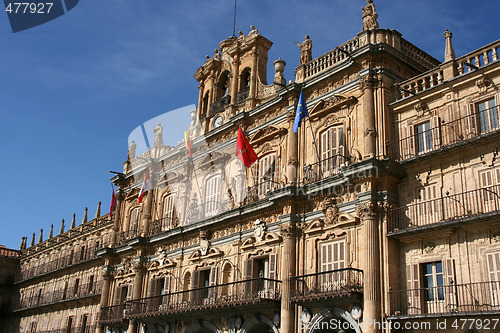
[99, 304, 127, 323]
[148, 216, 178, 236]
[302, 154, 350, 184]
[17, 281, 102, 310]
[388, 184, 500, 235]
[117, 228, 139, 245]
[18, 245, 102, 282]
[209, 95, 231, 117]
[291, 268, 363, 302]
[389, 281, 500, 318]
[236, 87, 250, 103]
[38, 326, 96, 333]
[388, 106, 499, 162]
[126, 278, 281, 319]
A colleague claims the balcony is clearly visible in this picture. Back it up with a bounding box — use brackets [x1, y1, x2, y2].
[38, 326, 96, 333]
[291, 268, 363, 304]
[100, 304, 127, 324]
[148, 216, 178, 236]
[302, 154, 350, 184]
[388, 106, 500, 162]
[389, 281, 500, 318]
[388, 184, 500, 235]
[17, 281, 102, 310]
[18, 245, 102, 282]
[236, 87, 250, 103]
[185, 200, 233, 223]
[117, 228, 139, 245]
[126, 278, 281, 319]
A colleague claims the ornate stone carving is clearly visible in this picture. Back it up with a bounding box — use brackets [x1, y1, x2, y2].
[253, 219, 267, 242]
[360, 75, 377, 90]
[363, 128, 377, 137]
[414, 101, 430, 116]
[288, 157, 299, 167]
[356, 201, 377, 220]
[279, 223, 296, 238]
[476, 77, 492, 94]
[423, 242, 435, 254]
[199, 230, 210, 256]
[322, 197, 339, 226]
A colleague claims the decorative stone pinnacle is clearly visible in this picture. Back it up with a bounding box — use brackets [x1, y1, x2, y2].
[59, 219, 65, 235]
[82, 208, 88, 224]
[38, 229, 43, 244]
[95, 201, 101, 218]
[444, 29, 456, 61]
[49, 224, 53, 239]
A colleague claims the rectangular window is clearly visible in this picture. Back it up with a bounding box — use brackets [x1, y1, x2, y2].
[205, 175, 221, 217]
[129, 208, 140, 236]
[320, 125, 345, 176]
[477, 98, 498, 133]
[487, 252, 500, 306]
[416, 121, 432, 154]
[417, 184, 440, 226]
[162, 194, 176, 230]
[256, 154, 276, 195]
[319, 240, 345, 290]
[423, 262, 444, 302]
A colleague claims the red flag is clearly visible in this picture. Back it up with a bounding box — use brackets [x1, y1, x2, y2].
[138, 169, 152, 203]
[109, 188, 117, 217]
[185, 131, 192, 157]
[235, 127, 258, 167]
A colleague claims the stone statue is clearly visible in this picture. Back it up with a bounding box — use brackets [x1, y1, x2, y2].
[249, 25, 259, 35]
[362, 0, 379, 31]
[214, 49, 221, 61]
[295, 35, 312, 65]
[153, 123, 164, 147]
[127, 140, 136, 160]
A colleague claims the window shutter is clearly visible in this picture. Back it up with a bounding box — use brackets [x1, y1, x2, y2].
[113, 286, 121, 305]
[244, 259, 255, 294]
[191, 270, 200, 289]
[407, 263, 421, 315]
[431, 116, 441, 148]
[408, 124, 415, 158]
[148, 279, 157, 297]
[268, 254, 277, 280]
[443, 258, 457, 311]
[209, 266, 218, 286]
[126, 285, 133, 301]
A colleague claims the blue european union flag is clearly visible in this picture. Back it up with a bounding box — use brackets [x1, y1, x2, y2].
[293, 90, 308, 133]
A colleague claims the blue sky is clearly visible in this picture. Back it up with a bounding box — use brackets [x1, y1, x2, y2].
[0, 0, 499, 250]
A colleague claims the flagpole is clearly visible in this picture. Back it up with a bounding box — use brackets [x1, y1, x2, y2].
[306, 115, 323, 178]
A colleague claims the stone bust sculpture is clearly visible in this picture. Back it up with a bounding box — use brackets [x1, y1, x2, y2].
[127, 140, 136, 160]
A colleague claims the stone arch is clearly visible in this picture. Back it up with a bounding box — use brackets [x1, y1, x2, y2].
[240, 314, 278, 333]
[184, 320, 220, 333]
[305, 308, 361, 333]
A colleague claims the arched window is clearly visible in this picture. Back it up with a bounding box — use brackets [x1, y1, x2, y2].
[237, 68, 251, 103]
[205, 175, 221, 217]
[217, 71, 230, 100]
[201, 91, 209, 118]
[221, 262, 232, 296]
[320, 125, 345, 175]
[182, 271, 192, 301]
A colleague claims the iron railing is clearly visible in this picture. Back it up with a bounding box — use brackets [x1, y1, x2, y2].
[148, 216, 178, 236]
[291, 268, 363, 301]
[236, 87, 250, 103]
[389, 281, 500, 317]
[185, 200, 233, 223]
[388, 184, 500, 234]
[126, 278, 281, 318]
[117, 228, 139, 245]
[99, 304, 127, 323]
[302, 154, 350, 184]
[17, 281, 102, 310]
[209, 95, 231, 117]
[388, 106, 499, 162]
[19, 245, 102, 281]
[37, 326, 96, 333]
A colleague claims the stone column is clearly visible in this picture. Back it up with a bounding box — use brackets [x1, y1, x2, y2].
[279, 222, 296, 333]
[287, 104, 299, 184]
[197, 81, 205, 117]
[111, 191, 124, 247]
[231, 56, 240, 102]
[249, 47, 259, 108]
[96, 271, 113, 333]
[128, 263, 145, 333]
[357, 201, 381, 333]
[361, 75, 377, 158]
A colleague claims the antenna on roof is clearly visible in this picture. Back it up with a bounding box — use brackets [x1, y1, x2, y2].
[232, 0, 237, 37]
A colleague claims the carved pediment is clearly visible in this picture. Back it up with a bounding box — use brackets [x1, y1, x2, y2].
[241, 232, 281, 249]
[317, 229, 347, 241]
[198, 152, 231, 170]
[250, 125, 287, 145]
[188, 247, 224, 261]
[248, 248, 273, 258]
[309, 95, 357, 119]
[303, 219, 324, 234]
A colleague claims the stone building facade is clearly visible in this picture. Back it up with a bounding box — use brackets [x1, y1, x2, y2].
[5, 2, 500, 333]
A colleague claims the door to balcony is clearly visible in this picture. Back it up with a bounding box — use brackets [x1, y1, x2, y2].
[423, 262, 445, 314]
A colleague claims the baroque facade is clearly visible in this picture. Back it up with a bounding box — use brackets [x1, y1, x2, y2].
[4, 2, 500, 333]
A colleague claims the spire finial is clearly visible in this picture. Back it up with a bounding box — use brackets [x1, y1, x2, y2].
[82, 208, 88, 224]
[19, 237, 25, 250]
[38, 229, 43, 244]
[444, 29, 456, 61]
[49, 224, 54, 239]
[59, 219, 65, 235]
[71, 213, 76, 229]
[30, 233, 35, 247]
[95, 201, 101, 218]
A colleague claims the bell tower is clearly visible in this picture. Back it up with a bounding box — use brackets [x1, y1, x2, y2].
[194, 25, 273, 132]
